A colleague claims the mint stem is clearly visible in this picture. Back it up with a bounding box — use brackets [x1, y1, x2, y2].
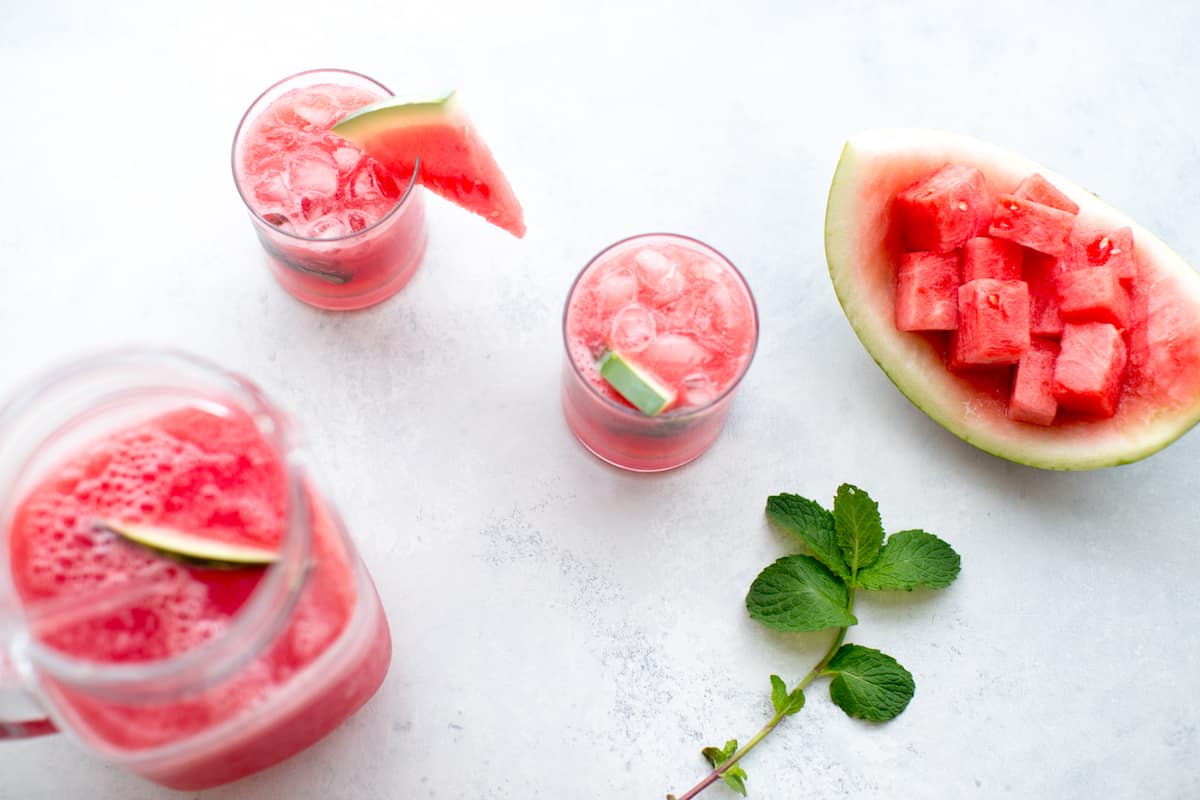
[666, 588, 856, 800]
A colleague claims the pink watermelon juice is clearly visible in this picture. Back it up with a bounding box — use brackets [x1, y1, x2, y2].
[562, 234, 758, 471]
[233, 69, 427, 310]
[1, 354, 390, 789]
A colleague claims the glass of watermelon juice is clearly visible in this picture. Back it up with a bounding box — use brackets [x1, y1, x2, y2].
[232, 69, 427, 311]
[562, 234, 758, 471]
[0, 350, 391, 789]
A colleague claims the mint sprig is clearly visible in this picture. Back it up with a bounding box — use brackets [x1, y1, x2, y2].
[666, 484, 960, 800]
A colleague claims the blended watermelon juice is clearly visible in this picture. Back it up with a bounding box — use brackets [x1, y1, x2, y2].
[233, 69, 427, 310]
[0, 351, 390, 789]
[562, 234, 758, 471]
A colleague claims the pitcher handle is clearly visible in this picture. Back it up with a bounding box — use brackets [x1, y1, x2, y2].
[1, 631, 55, 739]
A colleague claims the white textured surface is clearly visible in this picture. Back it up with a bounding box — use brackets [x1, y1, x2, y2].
[2, 1, 1199, 798]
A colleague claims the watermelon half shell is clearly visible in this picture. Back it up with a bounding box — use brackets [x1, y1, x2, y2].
[825, 129, 1200, 470]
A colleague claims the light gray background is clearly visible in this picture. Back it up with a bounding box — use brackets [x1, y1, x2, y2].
[2, 1, 1198, 798]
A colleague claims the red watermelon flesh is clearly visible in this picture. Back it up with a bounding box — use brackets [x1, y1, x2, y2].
[1009, 339, 1060, 426]
[989, 195, 1076, 257]
[1013, 173, 1080, 215]
[962, 237, 1023, 282]
[895, 251, 960, 330]
[1053, 322, 1127, 418]
[1056, 266, 1130, 328]
[894, 164, 992, 253]
[1067, 226, 1136, 284]
[333, 94, 526, 238]
[1024, 252, 1067, 338]
[956, 279, 1030, 365]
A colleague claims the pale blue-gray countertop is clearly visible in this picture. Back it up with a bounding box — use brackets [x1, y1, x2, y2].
[1, 1, 1198, 798]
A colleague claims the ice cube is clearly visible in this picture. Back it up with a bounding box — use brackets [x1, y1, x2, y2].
[292, 98, 338, 129]
[658, 294, 698, 330]
[693, 283, 735, 335]
[332, 146, 362, 175]
[307, 214, 351, 239]
[593, 266, 639, 312]
[681, 373, 718, 406]
[640, 333, 710, 381]
[610, 304, 657, 354]
[349, 164, 381, 201]
[286, 147, 338, 198]
[634, 248, 684, 301]
[683, 253, 726, 283]
[252, 171, 290, 205]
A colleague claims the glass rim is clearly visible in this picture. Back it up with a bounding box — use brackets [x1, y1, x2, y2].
[230, 67, 421, 244]
[0, 348, 313, 696]
[561, 232, 760, 420]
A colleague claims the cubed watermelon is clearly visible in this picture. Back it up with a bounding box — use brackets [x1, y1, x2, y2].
[894, 165, 992, 253]
[961, 237, 1023, 282]
[895, 251, 959, 331]
[1053, 322, 1127, 418]
[1066, 226, 1136, 285]
[1023, 252, 1066, 338]
[956, 278, 1031, 365]
[1012, 173, 1080, 215]
[1009, 339, 1061, 426]
[1056, 266, 1130, 328]
[988, 195, 1076, 257]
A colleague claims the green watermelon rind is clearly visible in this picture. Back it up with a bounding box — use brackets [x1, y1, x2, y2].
[330, 89, 457, 138]
[825, 128, 1200, 470]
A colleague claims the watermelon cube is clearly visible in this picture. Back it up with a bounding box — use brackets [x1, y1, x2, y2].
[1009, 339, 1061, 426]
[961, 237, 1023, 282]
[1053, 322, 1127, 417]
[956, 278, 1031, 365]
[1022, 252, 1066, 338]
[895, 165, 992, 253]
[946, 330, 968, 371]
[988, 195, 1076, 257]
[895, 251, 959, 331]
[1012, 173, 1080, 215]
[1056, 266, 1130, 328]
[1066, 226, 1136, 285]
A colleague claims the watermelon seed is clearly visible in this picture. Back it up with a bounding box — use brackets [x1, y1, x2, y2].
[956, 201, 968, 211]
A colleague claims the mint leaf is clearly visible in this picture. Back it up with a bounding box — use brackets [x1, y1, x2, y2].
[856, 529, 961, 591]
[769, 674, 788, 714]
[702, 739, 738, 768]
[765, 494, 850, 580]
[701, 739, 748, 794]
[833, 484, 884, 576]
[722, 765, 748, 796]
[820, 644, 915, 722]
[769, 674, 805, 718]
[746, 555, 857, 632]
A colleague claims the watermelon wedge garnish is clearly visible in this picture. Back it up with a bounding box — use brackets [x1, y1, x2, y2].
[332, 89, 526, 238]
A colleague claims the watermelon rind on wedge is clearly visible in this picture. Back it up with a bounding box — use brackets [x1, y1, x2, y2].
[825, 128, 1200, 470]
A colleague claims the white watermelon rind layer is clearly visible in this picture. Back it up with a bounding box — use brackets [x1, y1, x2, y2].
[825, 128, 1200, 470]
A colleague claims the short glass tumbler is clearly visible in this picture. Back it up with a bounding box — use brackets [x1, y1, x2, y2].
[232, 68, 427, 311]
[561, 233, 759, 471]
